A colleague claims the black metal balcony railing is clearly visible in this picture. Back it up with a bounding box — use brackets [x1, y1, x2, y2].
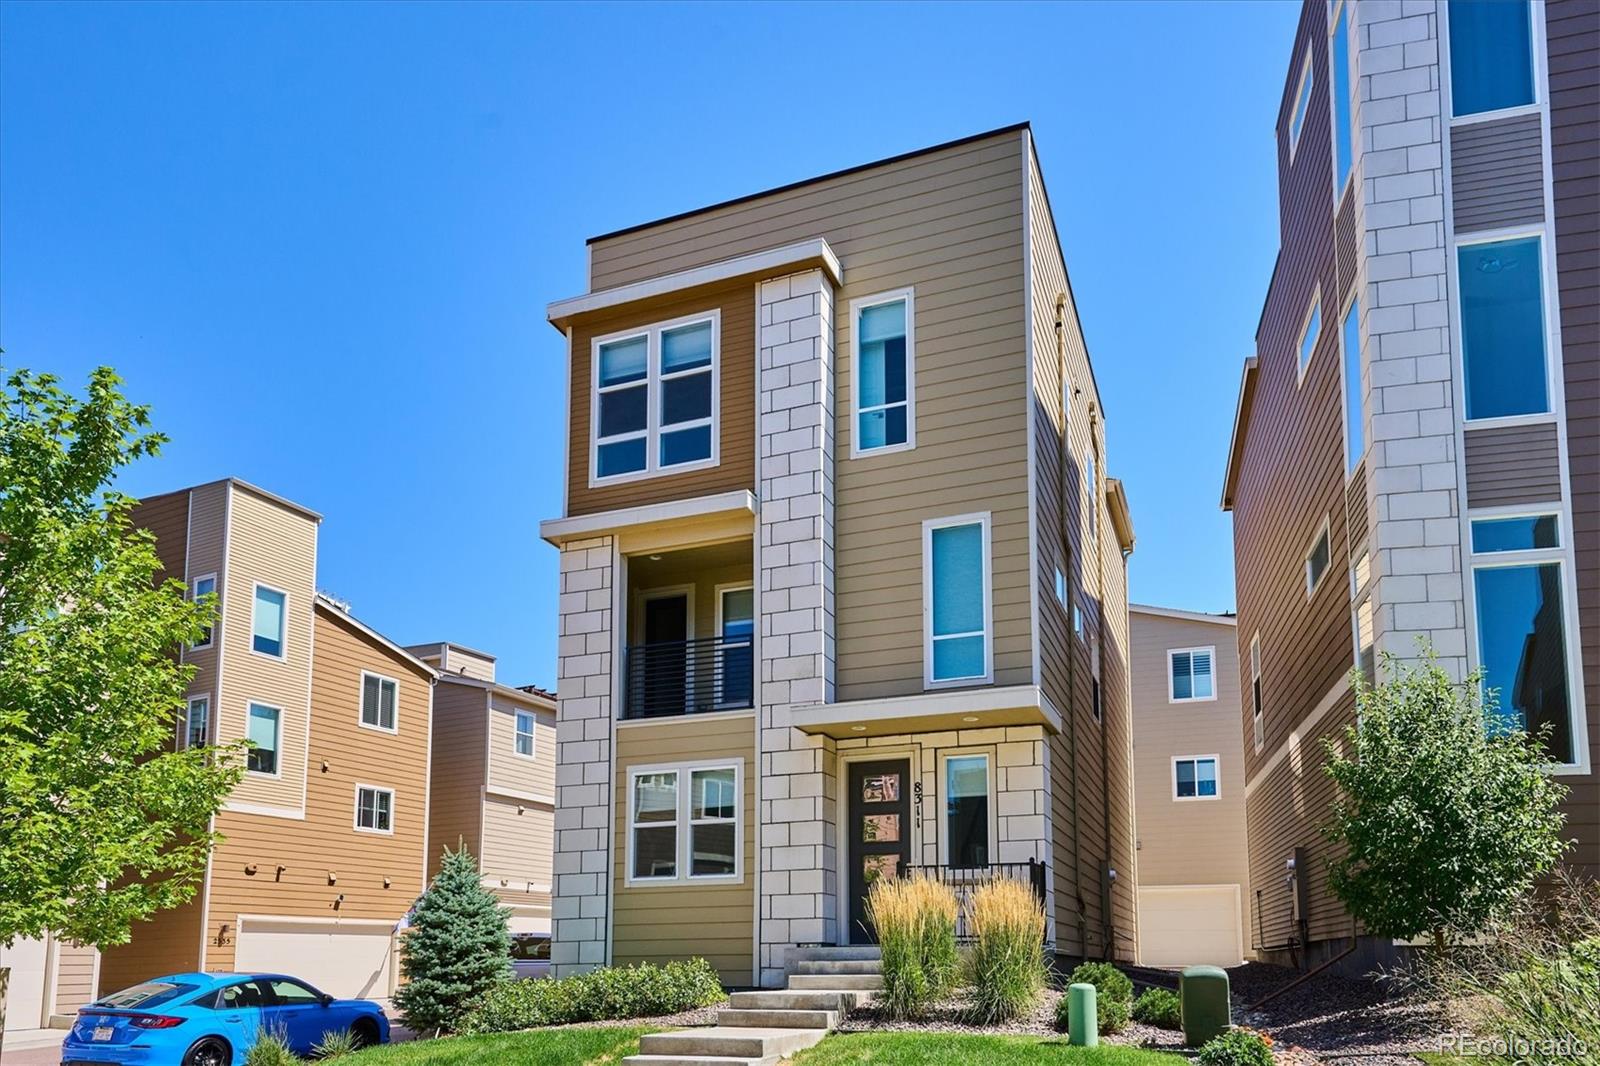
[903, 860, 1049, 943]
[623, 636, 753, 719]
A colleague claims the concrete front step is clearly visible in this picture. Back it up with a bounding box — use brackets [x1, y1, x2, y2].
[717, 1007, 838, 1030]
[636, 1026, 827, 1061]
[786, 945, 882, 963]
[728, 989, 869, 1012]
[792, 959, 881, 976]
[787, 972, 883, 990]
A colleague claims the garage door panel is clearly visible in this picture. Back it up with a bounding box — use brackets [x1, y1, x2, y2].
[1138, 886, 1242, 968]
[0, 937, 49, 1032]
[234, 921, 396, 1001]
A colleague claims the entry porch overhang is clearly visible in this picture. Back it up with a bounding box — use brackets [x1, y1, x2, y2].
[789, 684, 1061, 740]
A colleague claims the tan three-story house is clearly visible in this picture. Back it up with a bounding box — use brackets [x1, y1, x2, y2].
[540, 124, 1139, 987]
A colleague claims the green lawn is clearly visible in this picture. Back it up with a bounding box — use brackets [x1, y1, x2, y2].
[791, 1032, 1190, 1065]
[345, 1026, 657, 1065]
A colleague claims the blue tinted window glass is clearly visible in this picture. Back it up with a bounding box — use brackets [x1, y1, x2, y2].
[859, 409, 887, 451]
[1342, 298, 1363, 472]
[661, 322, 712, 373]
[1471, 515, 1560, 553]
[1448, 0, 1534, 116]
[931, 524, 983, 637]
[859, 299, 905, 344]
[860, 336, 907, 410]
[599, 336, 648, 387]
[1196, 759, 1218, 797]
[1474, 563, 1573, 763]
[247, 703, 279, 774]
[598, 437, 646, 477]
[660, 424, 711, 467]
[1299, 303, 1321, 373]
[599, 384, 646, 438]
[1459, 237, 1548, 419]
[1171, 653, 1193, 700]
[933, 634, 984, 681]
[1333, 5, 1353, 191]
[661, 373, 710, 426]
[1175, 760, 1196, 798]
[1193, 652, 1214, 699]
[252, 587, 284, 656]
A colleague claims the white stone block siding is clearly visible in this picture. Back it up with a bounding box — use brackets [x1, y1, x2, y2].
[756, 269, 838, 986]
[550, 535, 616, 975]
[1353, 0, 1469, 680]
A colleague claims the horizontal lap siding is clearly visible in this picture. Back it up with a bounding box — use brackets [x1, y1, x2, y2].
[612, 716, 757, 986]
[98, 896, 204, 995]
[1450, 113, 1546, 233]
[1462, 422, 1564, 506]
[428, 681, 487, 878]
[481, 797, 553, 899]
[1547, 0, 1600, 878]
[202, 609, 433, 973]
[53, 942, 98, 1014]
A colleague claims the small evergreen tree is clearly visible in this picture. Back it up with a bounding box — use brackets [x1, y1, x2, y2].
[394, 846, 511, 1035]
[1321, 649, 1568, 951]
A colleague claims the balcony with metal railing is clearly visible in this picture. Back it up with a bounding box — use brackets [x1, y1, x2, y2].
[622, 634, 753, 719]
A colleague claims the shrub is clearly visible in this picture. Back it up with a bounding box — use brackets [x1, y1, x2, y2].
[1062, 961, 1133, 1034]
[243, 1028, 297, 1066]
[460, 957, 724, 1034]
[1133, 986, 1183, 1030]
[311, 1026, 358, 1058]
[395, 846, 512, 1035]
[1197, 1027, 1275, 1066]
[965, 877, 1047, 1024]
[866, 873, 960, 1018]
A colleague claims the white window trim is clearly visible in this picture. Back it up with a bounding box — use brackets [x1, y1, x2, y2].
[1454, 228, 1557, 425]
[1463, 508, 1590, 774]
[1172, 754, 1222, 802]
[1327, 0, 1355, 200]
[848, 287, 916, 459]
[1167, 646, 1218, 704]
[713, 582, 754, 711]
[1350, 544, 1374, 672]
[357, 670, 400, 735]
[514, 709, 536, 759]
[1305, 515, 1333, 598]
[1336, 289, 1363, 479]
[249, 582, 289, 661]
[1440, 0, 1545, 126]
[180, 693, 211, 750]
[353, 783, 395, 836]
[1287, 49, 1315, 162]
[1250, 633, 1264, 755]
[624, 759, 744, 888]
[921, 511, 994, 689]
[245, 700, 283, 778]
[589, 310, 722, 488]
[190, 573, 218, 651]
[1296, 287, 1323, 387]
[936, 749, 998, 868]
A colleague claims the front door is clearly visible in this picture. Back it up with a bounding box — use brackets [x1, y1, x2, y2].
[639, 593, 689, 716]
[847, 759, 912, 945]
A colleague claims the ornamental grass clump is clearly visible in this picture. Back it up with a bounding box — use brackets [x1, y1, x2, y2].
[865, 873, 959, 1018]
[965, 877, 1047, 1024]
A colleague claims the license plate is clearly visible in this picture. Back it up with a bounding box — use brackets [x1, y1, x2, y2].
[93, 1026, 114, 1041]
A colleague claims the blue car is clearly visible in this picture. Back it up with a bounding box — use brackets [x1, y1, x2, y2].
[61, 973, 389, 1065]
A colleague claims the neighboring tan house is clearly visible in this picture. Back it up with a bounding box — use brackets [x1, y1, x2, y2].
[1222, 0, 1597, 971]
[1128, 605, 1249, 969]
[98, 479, 437, 999]
[408, 642, 558, 954]
[538, 123, 1140, 988]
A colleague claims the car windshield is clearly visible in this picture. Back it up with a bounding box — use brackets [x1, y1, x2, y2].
[96, 982, 200, 1009]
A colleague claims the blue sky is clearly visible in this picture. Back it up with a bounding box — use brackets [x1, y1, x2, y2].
[1, 1, 1298, 688]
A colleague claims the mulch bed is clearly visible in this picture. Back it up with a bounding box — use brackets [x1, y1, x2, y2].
[835, 986, 1185, 1052]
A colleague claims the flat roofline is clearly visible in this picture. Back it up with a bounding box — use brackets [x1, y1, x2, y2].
[405, 640, 498, 663]
[586, 122, 1031, 245]
[1130, 603, 1238, 626]
[142, 478, 323, 523]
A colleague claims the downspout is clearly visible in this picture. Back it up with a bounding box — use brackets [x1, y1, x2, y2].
[1055, 294, 1088, 960]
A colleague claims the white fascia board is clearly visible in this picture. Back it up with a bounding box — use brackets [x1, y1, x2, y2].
[539, 489, 757, 546]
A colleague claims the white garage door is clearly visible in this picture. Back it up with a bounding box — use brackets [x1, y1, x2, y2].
[1, 937, 49, 1031]
[234, 919, 397, 1000]
[1137, 885, 1243, 968]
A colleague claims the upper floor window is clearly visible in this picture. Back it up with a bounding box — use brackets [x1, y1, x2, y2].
[515, 710, 536, 757]
[1331, 2, 1354, 193]
[183, 695, 209, 749]
[923, 513, 992, 687]
[1447, 0, 1535, 117]
[1250, 633, 1264, 753]
[851, 290, 914, 456]
[627, 761, 741, 885]
[1459, 236, 1549, 421]
[592, 313, 718, 484]
[360, 672, 398, 732]
[1288, 50, 1314, 160]
[191, 574, 217, 650]
[1352, 547, 1375, 683]
[1054, 567, 1068, 606]
[1340, 296, 1364, 474]
[354, 785, 394, 834]
[1306, 519, 1332, 596]
[1297, 292, 1322, 383]
[1174, 755, 1220, 800]
[246, 701, 280, 775]
[1169, 647, 1216, 703]
[251, 585, 286, 658]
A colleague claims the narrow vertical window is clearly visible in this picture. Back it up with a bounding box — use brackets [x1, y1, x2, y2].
[252, 585, 286, 658]
[1250, 633, 1264, 754]
[853, 291, 914, 454]
[658, 321, 714, 467]
[1169, 647, 1216, 703]
[246, 702, 280, 774]
[596, 334, 649, 477]
[1447, 0, 1535, 117]
[515, 710, 536, 757]
[1054, 567, 1068, 606]
[1340, 297, 1363, 473]
[1459, 237, 1549, 420]
[1306, 520, 1332, 596]
[718, 586, 754, 709]
[1288, 51, 1314, 159]
[191, 574, 217, 649]
[1084, 450, 1098, 558]
[1352, 549, 1375, 683]
[184, 696, 209, 749]
[360, 673, 398, 731]
[1298, 294, 1322, 382]
[924, 515, 991, 686]
[944, 755, 990, 868]
[1331, 2, 1354, 193]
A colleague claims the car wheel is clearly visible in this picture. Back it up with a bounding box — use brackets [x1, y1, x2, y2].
[183, 1036, 232, 1066]
[351, 1017, 379, 1049]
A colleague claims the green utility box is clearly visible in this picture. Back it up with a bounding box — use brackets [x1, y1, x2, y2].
[1067, 982, 1098, 1047]
[1180, 965, 1231, 1047]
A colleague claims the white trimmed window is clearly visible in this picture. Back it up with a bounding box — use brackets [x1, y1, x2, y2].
[1054, 566, 1068, 606]
[246, 702, 281, 775]
[1168, 646, 1216, 703]
[922, 513, 993, 687]
[360, 672, 398, 732]
[1297, 291, 1322, 383]
[592, 312, 719, 484]
[627, 761, 742, 885]
[1305, 518, 1332, 596]
[1352, 548, 1375, 682]
[850, 289, 914, 456]
[1288, 49, 1314, 160]
[191, 574, 217, 650]
[354, 785, 394, 834]
[941, 753, 993, 868]
[1250, 633, 1264, 754]
[251, 584, 287, 658]
[515, 710, 536, 757]
[1174, 756, 1220, 800]
[182, 695, 209, 750]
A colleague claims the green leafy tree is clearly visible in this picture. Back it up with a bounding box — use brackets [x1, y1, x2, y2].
[395, 846, 512, 1035]
[1321, 649, 1568, 950]
[0, 366, 245, 951]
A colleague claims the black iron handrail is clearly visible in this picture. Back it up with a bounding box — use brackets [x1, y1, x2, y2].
[622, 635, 753, 719]
[903, 859, 1049, 943]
